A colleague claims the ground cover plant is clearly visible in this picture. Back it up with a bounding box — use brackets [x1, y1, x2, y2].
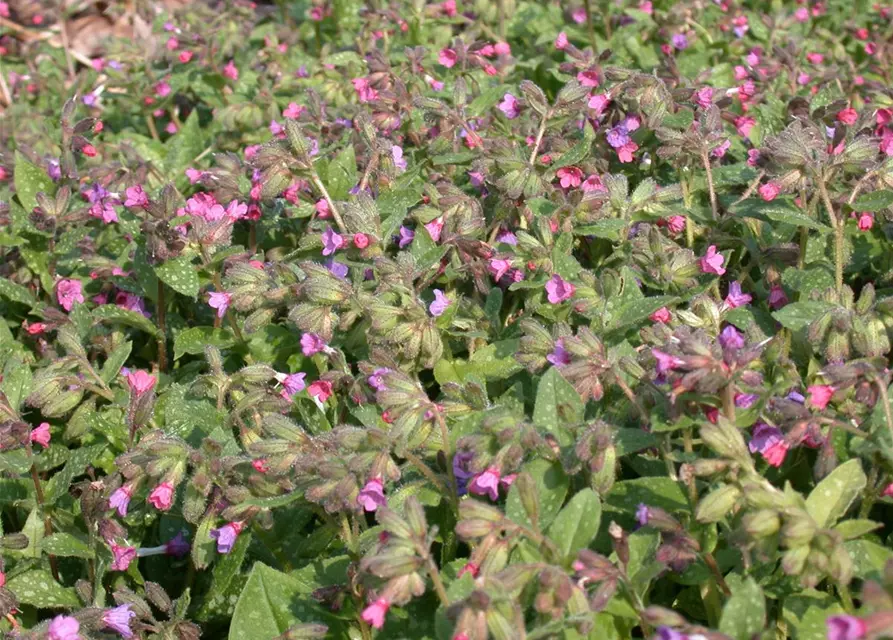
[3, 0, 893, 638]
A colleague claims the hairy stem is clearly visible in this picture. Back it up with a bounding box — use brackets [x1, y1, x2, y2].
[818, 178, 844, 299]
[156, 281, 168, 373]
[701, 149, 719, 220]
[311, 172, 347, 234]
[528, 111, 551, 166]
[28, 446, 60, 581]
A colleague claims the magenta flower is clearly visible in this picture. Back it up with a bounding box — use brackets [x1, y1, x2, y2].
[807, 385, 835, 410]
[700, 245, 726, 275]
[545, 274, 575, 304]
[693, 87, 713, 108]
[652, 349, 685, 375]
[148, 482, 174, 511]
[438, 48, 457, 67]
[857, 212, 873, 230]
[223, 60, 238, 80]
[826, 615, 866, 640]
[758, 182, 780, 201]
[308, 380, 333, 403]
[489, 258, 513, 281]
[498, 93, 520, 119]
[719, 325, 745, 350]
[666, 215, 686, 235]
[111, 543, 137, 571]
[671, 33, 689, 50]
[57, 279, 84, 311]
[577, 69, 600, 87]
[322, 226, 344, 255]
[556, 166, 583, 189]
[546, 339, 571, 367]
[425, 217, 444, 242]
[210, 522, 243, 554]
[284, 102, 304, 119]
[102, 604, 136, 638]
[469, 467, 501, 501]
[124, 185, 149, 208]
[429, 289, 451, 317]
[357, 477, 387, 512]
[126, 370, 156, 395]
[301, 333, 328, 356]
[208, 291, 231, 318]
[749, 423, 789, 467]
[555, 32, 568, 50]
[361, 598, 390, 629]
[109, 485, 133, 517]
[48, 615, 80, 640]
[30, 422, 50, 448]
[735, 116, 756, 137]
[588, 93, 610, 115]
[768, 284, 789, 310]
[724, 281, 752, 309]
[650, 307, 671, 323]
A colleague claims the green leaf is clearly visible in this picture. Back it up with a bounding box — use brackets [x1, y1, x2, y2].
[100, 341, 133, 383]
[607, 296, 678, 332]
[0, 277, 37, 306]
[546, 488, 602, 563]
[198, 532, 251, 618]
[7, 569, 80, 608]
[783, 589, 844, 640]
[605, 478, 689, 516]
[0, 356, 32, 412]
[771, 301, 837, 331]
[505, 459, 569, 531]
[192, 514, 217, 571]
[805, 459, 867, 527]
[573, 219, 628, 241]
[551, 121, 595, 170]
[155, 256, 200, 299]
[731, 198, 831, 232]
[44, 445, 106, 503]
[174, 327, 237, 359]
[14, 151, 55, 213]
[40, 533, 95, 558]
[430, 152, 476, 166]
[165, 110, 205, 176]
[533, 367, 583, 445]
[161, 383, 224, 445]
[229, 562, 344, 640]
[845, 539, 893, 581]
[93, 304, 161, 336]
[833, 519, 881, 540]
[614, 429, 658, 456]
[324, 144, 356, 200]
[719, 577, 766, 640]
[852, 189, 893, 212]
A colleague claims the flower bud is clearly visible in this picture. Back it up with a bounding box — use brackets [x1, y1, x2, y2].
[695, 484, 741, 523]
[742, 509, 781, 539]
[781, 512, 816, 548]
[700, 418, 751, 465]
[512, 472, 539, 526]
[641, 606, 688, 628]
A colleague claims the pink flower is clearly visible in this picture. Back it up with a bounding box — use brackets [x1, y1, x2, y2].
[48, 615, 80, 640]
[308, 380, 333, 403]
[223, 60, 239, 81]
[30, 422, 50, 448]
[352, 77, 379, 102]
[498, 93, 520, 119]
[555, 32, 569, 50]
[489, 258, 513, 281]
[693, 87, 714, 109]
[185, 168, 205, 184]
[616, 141, 638, 163]
[469, 467, 501, 501]
[724, 281, 752, 308]
[837, 108, 858, 125]
[126, 370, 156, 395]
[652, 349, 685, 375]
[749, 423, 789, 467]
[301, 333, 328, 356]
[735, 116, 756, 137]
[666, 215, 686, 235]
[639, 1, 653, 14]
[545, 274, 575, 304]
[858, 212, 873, 230]
[165, 37, 178, 51]
[57, 279, 84, 311]
[357, 477, 387, 512]
[826, 615, 867, 640]
[794, 6, 809, 21]
[768, 284, 789, 310]
[494, 42, 511, 56]
[650, 307, 671, 323]
[210, 521, 243, 554]
[700, 245, 726, 275]
[556, 167, 583, 189]
[759, 182, 780, 201]
[807, 385, 835, 410]
[361, 598, 390, 629]
[577, 69, 600, 87]
[588, 93, 610, 115]
[178, 50, 193, 64]
[425, 217, 444, 242]
[148, 482, 174, 511]
[438, 48, 458, 68]
[747, 149, 762, 167]
[208, 291, 231, 318]
[882, 483, 893, 498]
[111, 543, 137, 571]
[124, 185, 149, 208]
[806, 52, 824, 64]
[283, 102, 304, 119]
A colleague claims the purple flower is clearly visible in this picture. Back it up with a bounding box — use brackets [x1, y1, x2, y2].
[735, 393, 759, 409]
[429, 289, 451, 317]
[210, 522, 243, 554]
[469, 467, 501, 501]
[452, 451, 475, 496]
[391, 145, 407, 171]
[208, 291, 231, 318]
[109, 485, 133, 517]
[826, 615, 867, 640]
[606, 124, 630, 149]
[787, 390, 806, 404]
[357, 477, 387, 512]
[636, 503, 650, 526]
[326, 260, 349, 279]
[398, 226, 415, 248]
[495, 229, 517, 245]
[48, 615, 80, 640]
[546, 339, 571, 367]
[277, 372, 307, 400]
[301, 333, 328, 356]
[368, 368, 390, 390]
[545, 274, 575, 304]
[672, 33, 689, 50]
[719, 325, 745, 350]
[652, 349, 684, 375]
[656, 626, 687, 640]
[83, 92, 98, 106]
[498, 93, 520, 119]
[103, 604, 136, 638]
[164, 531, 191, 557]
[322, 226, 344, 256]
[724, 281, 752, 309]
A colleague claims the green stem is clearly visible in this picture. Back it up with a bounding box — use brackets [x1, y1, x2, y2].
[310, 172, 347, 234]
[27, 446, 60, 581]
[701, 149, 719, 220]
[818, 179, 844, 299]
[722, 383, 735, 422]
[528, 111, 551, 166]
[426, 557, 450, 607]
[157, 281, 168, 373]
[582, 0, 597, 50]
[875, 377, 893, 446]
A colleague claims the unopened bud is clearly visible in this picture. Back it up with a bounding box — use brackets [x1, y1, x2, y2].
[742, 509, 781, 539]
[695, 484, 741, 523]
